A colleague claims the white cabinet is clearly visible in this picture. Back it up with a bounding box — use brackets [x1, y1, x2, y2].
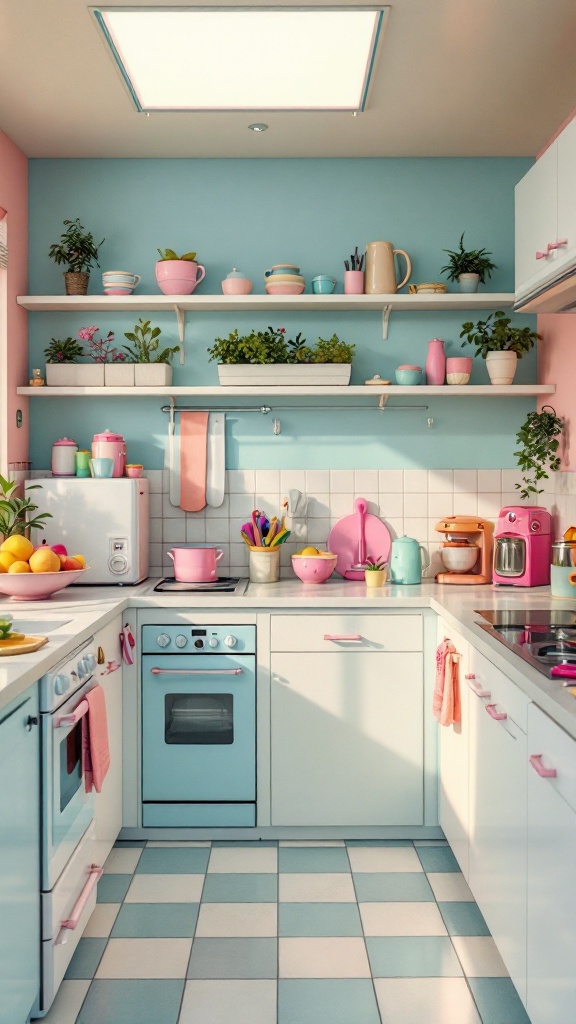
[468, 647, 529, 1004]
[436, 619, 470, 879]
[526, 704, 576, 1024]
[515, 116, 576, 301]
[270, 614, 423, 826]
[92, 615, 123, 863]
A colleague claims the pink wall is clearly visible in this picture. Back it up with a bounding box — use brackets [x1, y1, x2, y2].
[538, 313, 575, 469]
[0, 129, 28, 473]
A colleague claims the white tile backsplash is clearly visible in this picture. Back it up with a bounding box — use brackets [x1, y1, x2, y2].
[354, 470, 379, 493]
[379, 469, 404, 493]
[330, 470, 354, 493]
[404, 469, 428, 493]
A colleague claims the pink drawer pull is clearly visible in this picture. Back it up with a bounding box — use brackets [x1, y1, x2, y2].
[529, 754, 557, 778]
[151, 667, 242, 676]
[323, 634, 363, 642]
[551, 664, 576, 680]
[56, 699, 89, 729]
[468, 677, 491, 698]
[485, 703, 507, 721]
[56, 865, 102, 945]
[547, 239, 567, 250]
[535, 250, 550, 260]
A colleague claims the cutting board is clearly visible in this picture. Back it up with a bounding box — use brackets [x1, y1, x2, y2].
[206, 413, 226, 507]
[328, 497, 392, 580]
[0, 634, 48, 657]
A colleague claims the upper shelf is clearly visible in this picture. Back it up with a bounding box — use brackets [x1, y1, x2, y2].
[16, 384, 556, 398]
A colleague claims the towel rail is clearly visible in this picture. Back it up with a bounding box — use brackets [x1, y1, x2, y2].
[161, 403, 428, 414]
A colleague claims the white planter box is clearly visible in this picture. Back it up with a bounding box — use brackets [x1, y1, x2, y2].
[105, 363, 135, 387]
[75, 364, 105, 387]
[45, 363, 79, 386]
[217, 363, 352, 386]
[134, 364, 173, 387]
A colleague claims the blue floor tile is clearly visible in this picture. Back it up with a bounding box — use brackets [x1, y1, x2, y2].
[64, 938, 107, 979]
[113, 840, 147, 848]
[278, 847, 350, 873]
[278, 979, 381, 1024]
[96, 874, 133, 903]
[77, 979, 184, 1024]
[366, 936, 463, 977]
[279, 902, 362, 937]
[468, 978, 532, 1024]
[438, 901, 491, 936]
[416, 846, 460, 873]
[187, 937, 277, 978]
[111, 903, 199, 938]
[136, 847, 210, 874]
[202, 872, 277, 902]
[353, 872, 434, 902]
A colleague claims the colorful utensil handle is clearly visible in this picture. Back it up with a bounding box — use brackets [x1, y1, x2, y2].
[355, 497, 367, 567]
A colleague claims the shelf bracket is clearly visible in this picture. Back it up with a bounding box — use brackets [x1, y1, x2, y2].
[174, 305, 185, 365]
[382, 304, 392, 340]
[378, 394, 389, 409]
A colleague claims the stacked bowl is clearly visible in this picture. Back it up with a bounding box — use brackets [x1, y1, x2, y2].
[102, 271, 140, 295]
[265, 263, 305, 296]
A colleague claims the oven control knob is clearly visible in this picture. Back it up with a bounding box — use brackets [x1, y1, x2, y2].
[209, 638, 219, 648]
[175, 635, 188, 648]
[194, 638, 205, 649]
[84, 654, 96, 672]
[54, 673, 70, 696]
[224, 635, 237, 648]
[157, 634, 171, 648]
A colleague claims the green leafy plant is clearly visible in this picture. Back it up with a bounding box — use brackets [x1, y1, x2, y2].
[365, 556, 387, 571]
[207, 327, 354, 365]
[44, 336, 84, 363]
[440, 233, 497, 283]
[459, 310, 540, 358]
[312, 334, 355, 364]
[514, 406, 564, 500]
[123, 318, 180, 364]
[48, 218, 104, 273]
[157, 248, 197, 262]
[0, 475, 52, 539]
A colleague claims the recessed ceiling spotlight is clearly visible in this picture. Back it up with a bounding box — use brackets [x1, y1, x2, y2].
[248, 123, 268, 132]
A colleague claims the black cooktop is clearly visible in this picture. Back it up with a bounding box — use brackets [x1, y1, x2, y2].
[154, 577, 248, 594]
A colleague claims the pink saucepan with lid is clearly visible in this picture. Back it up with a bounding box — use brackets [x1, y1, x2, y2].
[91, 429, 127, 478]
[167, 546, 224, 583]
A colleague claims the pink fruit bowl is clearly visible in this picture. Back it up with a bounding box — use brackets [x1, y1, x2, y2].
[265, 282, 305, 295]
[292, 554, 337, 584]
[0, 568, 88, 601]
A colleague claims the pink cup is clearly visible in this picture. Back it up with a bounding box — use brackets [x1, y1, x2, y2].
[155, 260, 206, 296]
[167, 545, 224, 582]
[344, 270, 364, 294]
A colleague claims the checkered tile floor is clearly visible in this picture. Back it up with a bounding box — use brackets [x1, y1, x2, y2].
[42, 840, 530, 1024]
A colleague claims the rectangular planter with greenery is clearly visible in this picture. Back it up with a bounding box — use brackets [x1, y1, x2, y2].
[208, 326, 354, 387]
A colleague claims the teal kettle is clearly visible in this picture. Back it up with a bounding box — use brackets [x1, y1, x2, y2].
[390, 535, 429, 585]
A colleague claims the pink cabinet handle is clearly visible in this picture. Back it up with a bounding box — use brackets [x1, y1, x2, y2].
[551, 664, 576, 680]
[529, 753, 557, 778]
[485, 703, 507, 721]
[151, 667, 242, 676]
[468, 676, 491, 698]
[547, 239, 568, 250]
[55, 865, 103, 945]
[56, 699, 89, 729]
[323, 634, 363, 642]
[535, 250, 550, 260]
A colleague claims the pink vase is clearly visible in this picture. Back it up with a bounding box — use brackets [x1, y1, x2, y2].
[425, 338, 446, 385]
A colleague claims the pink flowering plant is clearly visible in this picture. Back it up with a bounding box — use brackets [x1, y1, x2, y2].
[78, 325, 127, 363]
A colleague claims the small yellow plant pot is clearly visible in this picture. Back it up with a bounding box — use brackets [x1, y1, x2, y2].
[365, 569, 387, 588]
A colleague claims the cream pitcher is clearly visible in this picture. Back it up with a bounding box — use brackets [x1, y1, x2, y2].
[365, 240, 412, 294]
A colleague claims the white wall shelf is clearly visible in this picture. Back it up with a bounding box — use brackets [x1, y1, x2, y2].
[17, 384, 555, 398]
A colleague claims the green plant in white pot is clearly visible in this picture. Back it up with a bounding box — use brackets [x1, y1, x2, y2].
[44, 336, 84, 386]
[440, 233, 497, 292]
[459, 310, 540, 385]
[123, 318, 179, 386]
[207, 326, 355, 386]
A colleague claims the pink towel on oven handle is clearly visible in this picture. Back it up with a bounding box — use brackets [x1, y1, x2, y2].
[82, 683, 110, 793]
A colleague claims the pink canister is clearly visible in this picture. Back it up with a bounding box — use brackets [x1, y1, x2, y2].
[91, 429, 127, 478]
[167, 546, 224, 583]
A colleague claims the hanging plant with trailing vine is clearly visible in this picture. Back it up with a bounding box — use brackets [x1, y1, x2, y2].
[514, 406, 564, 501]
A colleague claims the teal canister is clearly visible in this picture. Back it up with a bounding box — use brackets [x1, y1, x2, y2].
[390, 535, 429, 585]
[550, 541, 576, 598]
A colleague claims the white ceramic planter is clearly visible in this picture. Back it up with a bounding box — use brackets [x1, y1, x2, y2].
[75, 364, 105, 387]
[486, 351, 518, 385]
[45, 363, 79, 386]
[134, 363, 173, 387]
[458, 273, 480, 293]
[104, 363, 135, 387]
[217, 363, 352, 386]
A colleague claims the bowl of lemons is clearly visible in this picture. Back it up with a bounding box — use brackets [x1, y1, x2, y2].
[0, 536, 88, 601]
[292, 547, 337, 584]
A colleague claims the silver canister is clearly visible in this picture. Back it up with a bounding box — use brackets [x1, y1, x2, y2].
[551, 541, 576, 567]
[494, 536, 526, 577]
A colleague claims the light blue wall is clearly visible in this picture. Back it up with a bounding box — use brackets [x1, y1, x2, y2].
[27, 157, 534, 470]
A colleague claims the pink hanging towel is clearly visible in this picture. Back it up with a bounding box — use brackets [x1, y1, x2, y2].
[433, 638, 461, 727]
[180, 412, 208, 512]
[82, 684, 110, 793]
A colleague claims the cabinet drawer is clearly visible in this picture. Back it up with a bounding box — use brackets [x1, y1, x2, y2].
[270, 614, 423, 652]
[528, 704, 576, 813]
[468, 647, 529, 732]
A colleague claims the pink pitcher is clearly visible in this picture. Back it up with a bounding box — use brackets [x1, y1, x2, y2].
[167, 546, 224, 582]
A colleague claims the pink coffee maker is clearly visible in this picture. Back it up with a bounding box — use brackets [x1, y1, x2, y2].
[492, 505, 551, 587]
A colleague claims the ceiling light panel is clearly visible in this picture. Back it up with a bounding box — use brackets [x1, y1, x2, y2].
[93, 7, 387, 112]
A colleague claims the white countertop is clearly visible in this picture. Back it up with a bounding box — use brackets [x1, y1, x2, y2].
[1, 577, 575, 738]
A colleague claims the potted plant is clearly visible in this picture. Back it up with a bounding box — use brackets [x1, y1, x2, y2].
[155, 247, 206, 296]
[459, 310, 541, 384]
[440, 233, 497, 292]
[79, 325, 132, 387]
[514, 406, 563, 500]
[123, 318, 180, 386]
[0, 475, 51, 540]
[207, 326, 355, 385]
[48, 218, 105, 295]
[44, 336, 84, 386]
[364, 556, 387, 588]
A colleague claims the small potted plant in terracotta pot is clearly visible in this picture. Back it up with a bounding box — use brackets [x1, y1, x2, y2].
[440, 232, 497, 293]
[155, 248, 206, 296]
[48, 218, 104, 295]
[123, 318, 180, 386]
[44, 336, 84, 386]
[364, 556, 387, 588]
[459, 310, 541, 385]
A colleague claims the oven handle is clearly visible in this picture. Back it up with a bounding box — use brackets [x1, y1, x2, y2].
[151, 667, 243, 676]
[55, 865, 103, 946]
[55, 698, 89, 728]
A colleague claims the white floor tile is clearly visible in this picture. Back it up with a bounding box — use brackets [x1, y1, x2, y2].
[196, 902, 277, 937]
[359, 901, 448, 936]
[279, 937, 371, 978]
[180, 980, 276, 1024]
[279, 872, 356, 903]
[347, 846, 423, 873]
[427, 872, 474, 902]
[124, 873, 204, 903]
[147, 841, 211, 847]
[41, 980, 90, 1023]
[374, 978, 481, 1024]
[103, 847, 142, 874]
[279, 840, 345, 847]
[96, 937, 192, 979]
[83, 902, 120, 938]
[452, 936, 508, 977]
[208, 846, 277, 873]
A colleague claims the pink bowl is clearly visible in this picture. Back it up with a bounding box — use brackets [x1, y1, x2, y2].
[222, 279, 253, 295]
[265, 282, 305, 295]
[292, 554, 337, 584]
[125, 465, 143, 478]
[0, 568, 88, 601]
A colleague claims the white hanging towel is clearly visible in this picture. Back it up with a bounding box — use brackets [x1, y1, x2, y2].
[206, 413, 226, 507]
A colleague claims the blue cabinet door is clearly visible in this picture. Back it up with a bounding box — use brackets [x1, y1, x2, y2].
[0, 686, 40, 1024]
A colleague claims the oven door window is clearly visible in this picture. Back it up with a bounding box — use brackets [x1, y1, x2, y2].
[165, 693, 233, 745]
[58, 719, 83, 812]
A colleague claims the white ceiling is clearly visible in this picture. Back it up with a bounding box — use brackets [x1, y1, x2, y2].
[1, 0, 575, 159]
